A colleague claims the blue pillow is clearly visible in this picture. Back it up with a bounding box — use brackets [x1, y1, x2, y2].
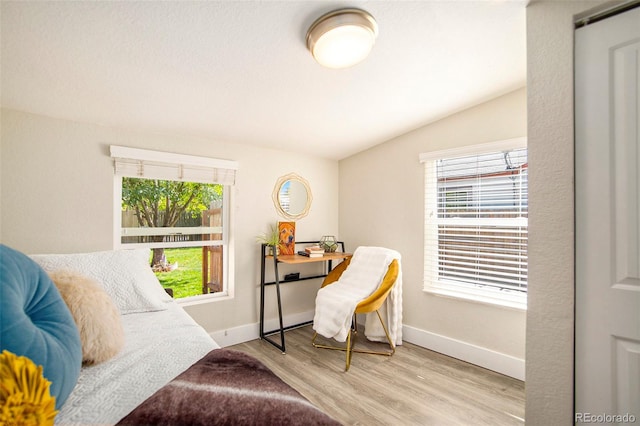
[0, 244, 82, 409]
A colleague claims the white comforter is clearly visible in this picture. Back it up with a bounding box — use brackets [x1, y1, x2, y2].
[55, 302, 219, 425]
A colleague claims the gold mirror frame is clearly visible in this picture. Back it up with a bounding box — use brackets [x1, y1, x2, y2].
[272, 173, 313, 220]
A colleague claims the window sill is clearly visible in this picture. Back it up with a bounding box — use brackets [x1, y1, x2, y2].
[423, 283, 527, 311]
[176, 292, 232, 307]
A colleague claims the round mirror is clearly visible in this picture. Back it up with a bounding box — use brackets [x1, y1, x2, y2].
[272, 173, 313, 220]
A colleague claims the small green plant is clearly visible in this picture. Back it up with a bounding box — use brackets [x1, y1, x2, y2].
[256, 223, 280, 254]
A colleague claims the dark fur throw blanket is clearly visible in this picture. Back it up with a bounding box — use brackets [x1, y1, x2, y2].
[116, 349, 340, 426]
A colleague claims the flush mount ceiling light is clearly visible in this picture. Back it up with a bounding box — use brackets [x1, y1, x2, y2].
[306, 8, 378, 69]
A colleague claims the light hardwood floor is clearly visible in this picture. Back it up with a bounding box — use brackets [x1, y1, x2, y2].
[229, 326, 524, 426]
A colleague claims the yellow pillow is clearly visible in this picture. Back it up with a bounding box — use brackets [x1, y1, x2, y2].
[0, 350, 58, 426]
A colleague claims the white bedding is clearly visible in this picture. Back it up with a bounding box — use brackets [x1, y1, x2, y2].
[55, 302, 219, 425]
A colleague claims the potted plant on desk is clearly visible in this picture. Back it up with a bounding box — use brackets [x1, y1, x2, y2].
[256, 223, 280, 256]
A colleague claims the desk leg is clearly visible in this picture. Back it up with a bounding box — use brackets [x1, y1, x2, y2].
[273, 254, 285, 353]
[259, 288, 266, 339]
[262, 254, 287, 353]
[259, 249, 266, 339]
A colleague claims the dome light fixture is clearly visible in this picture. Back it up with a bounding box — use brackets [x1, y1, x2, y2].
[306, 8, 378, 69]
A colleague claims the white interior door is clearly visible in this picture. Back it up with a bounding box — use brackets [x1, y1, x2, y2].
[575, 5, 640, 421]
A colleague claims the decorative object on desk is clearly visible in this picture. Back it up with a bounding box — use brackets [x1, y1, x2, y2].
[272, 173, 313, 220]
[256, 224, 280, 255]
[278, 222, 296, 255]
[319, 235, 338, 253]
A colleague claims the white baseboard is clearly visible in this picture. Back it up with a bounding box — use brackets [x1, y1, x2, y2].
[209, 314, 525, 381]
[402, 325, 525, 381]
[209, 322, 259, 347]
[209, 310, 315, 348]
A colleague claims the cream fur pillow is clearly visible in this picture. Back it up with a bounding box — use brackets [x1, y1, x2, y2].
[49, 269, 125, 365]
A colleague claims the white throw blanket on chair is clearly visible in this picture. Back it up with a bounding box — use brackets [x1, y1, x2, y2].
[364, 262, 402, 346]
[313, 246, 402, 344]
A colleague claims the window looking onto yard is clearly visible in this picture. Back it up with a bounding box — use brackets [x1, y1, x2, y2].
[420, 138, 528, 309]
[111, 146, 237, 301]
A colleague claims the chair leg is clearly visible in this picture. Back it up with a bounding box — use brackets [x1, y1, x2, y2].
[345, 328, 353, 371]
[375, 309, 396, 356]
[311, 310, 396, 371]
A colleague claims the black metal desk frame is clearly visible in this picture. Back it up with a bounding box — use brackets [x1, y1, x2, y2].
[259, 241, 348, 353]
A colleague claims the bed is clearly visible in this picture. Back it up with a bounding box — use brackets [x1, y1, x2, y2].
[56, 302, 217, 424]
[0, 245, 339, 425]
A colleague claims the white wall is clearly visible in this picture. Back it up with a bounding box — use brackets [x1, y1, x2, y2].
[525, 1, 607, 424]
[339, 88, 527, 378]
[0, 108, 339, 335]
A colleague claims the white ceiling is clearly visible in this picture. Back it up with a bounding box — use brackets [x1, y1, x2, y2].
[0, 1, 526, 160]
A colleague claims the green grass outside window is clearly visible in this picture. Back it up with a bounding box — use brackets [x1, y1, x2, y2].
[152, 247, 204, 299]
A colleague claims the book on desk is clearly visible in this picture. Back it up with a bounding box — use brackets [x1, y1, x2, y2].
[297, 250, 323, 258]
[298, 245, 324, 258]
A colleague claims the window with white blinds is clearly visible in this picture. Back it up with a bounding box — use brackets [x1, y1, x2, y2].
[420, 139, 528, 308]
[110, 146, 238, 300]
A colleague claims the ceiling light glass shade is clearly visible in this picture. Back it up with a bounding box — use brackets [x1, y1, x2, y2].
[306, 8, 378, 69]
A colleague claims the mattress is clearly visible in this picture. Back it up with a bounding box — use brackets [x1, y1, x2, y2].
[55, 302, 219, 425]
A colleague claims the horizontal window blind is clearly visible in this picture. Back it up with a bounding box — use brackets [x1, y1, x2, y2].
[110, 145, 238, 186]
[424, 147, 528, 293]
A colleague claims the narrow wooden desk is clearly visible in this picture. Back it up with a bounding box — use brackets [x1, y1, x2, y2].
[259, 242, 351, 353]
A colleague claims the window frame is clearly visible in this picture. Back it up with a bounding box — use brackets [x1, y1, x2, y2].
[419, 137, 528, 310]
[111, 146, 236, 303]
